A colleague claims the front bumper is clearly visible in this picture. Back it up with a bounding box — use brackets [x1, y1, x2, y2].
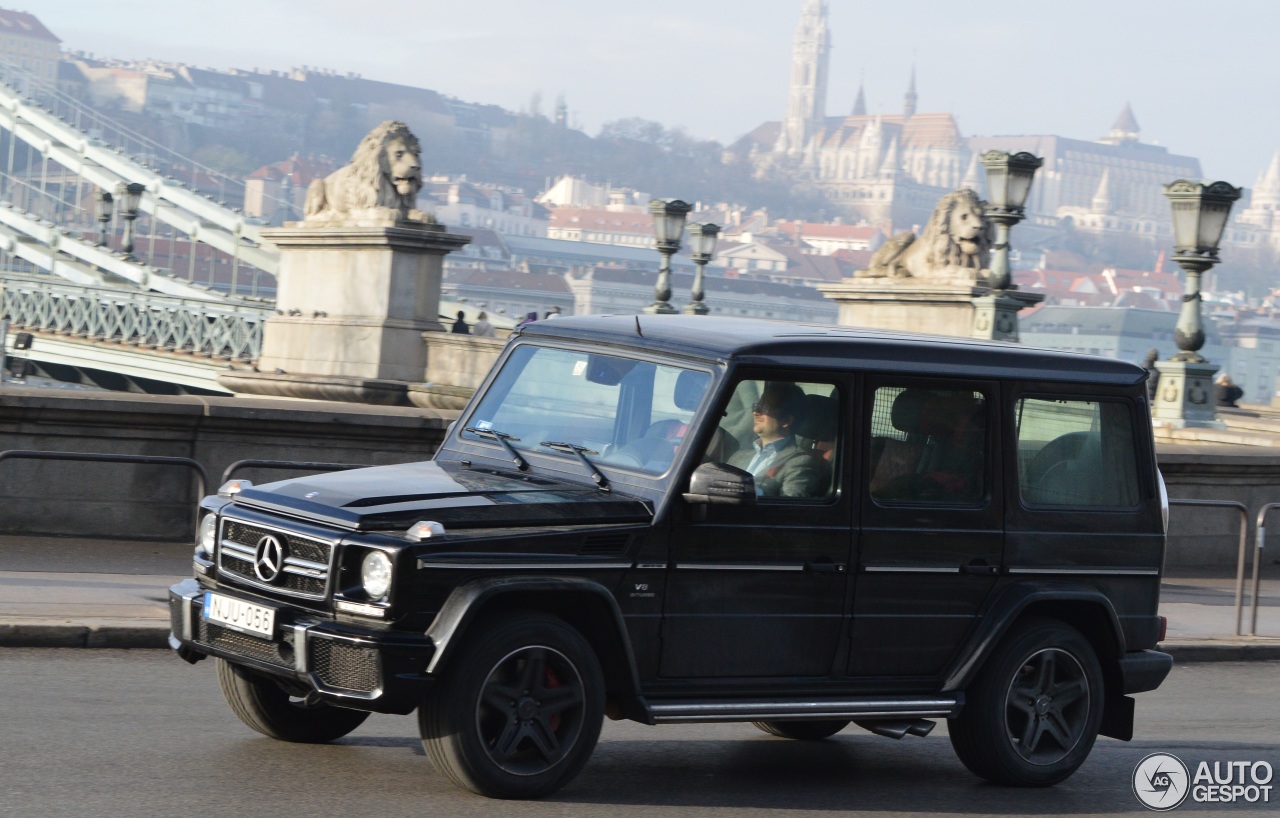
[168, 579, 436, 715]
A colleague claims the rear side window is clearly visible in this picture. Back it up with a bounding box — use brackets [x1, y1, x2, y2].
[1016, 398, 1139, 508]
[868, 386, 987, 505]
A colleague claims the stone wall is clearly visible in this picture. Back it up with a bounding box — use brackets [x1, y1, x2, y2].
[1158, 445, 1280, 573]
[0, 385, 1270, 571]
[0, 387, 455, 540]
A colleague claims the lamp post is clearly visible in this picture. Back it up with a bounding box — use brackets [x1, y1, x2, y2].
[645, 198, 692, 315]
[117, 182, 145, 259]
[94, 188, 113, 248]
[979, 150, 1042, 290]
[1152, 179, 1242, 428]
[1164, 179, 1242, 361]
[683, 222, 720, 315]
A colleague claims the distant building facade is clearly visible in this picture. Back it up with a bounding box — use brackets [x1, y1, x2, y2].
[0, 8, 59, 82]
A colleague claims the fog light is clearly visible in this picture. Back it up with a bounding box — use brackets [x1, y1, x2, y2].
[361, 551, 392, 600]
[195, 514, 217, 560]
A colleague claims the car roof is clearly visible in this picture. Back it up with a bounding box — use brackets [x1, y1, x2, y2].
[516, 314, 1146, 386]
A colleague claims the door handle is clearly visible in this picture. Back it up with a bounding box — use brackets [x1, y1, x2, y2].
[960, 561, 999, 576]
[805, 561, 847, 574]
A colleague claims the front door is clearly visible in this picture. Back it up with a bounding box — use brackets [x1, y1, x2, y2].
[848, 379, 1003, 679]
[659, 374, 853, 678]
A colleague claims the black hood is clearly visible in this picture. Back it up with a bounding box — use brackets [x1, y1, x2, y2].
[230, 460, 652, 532]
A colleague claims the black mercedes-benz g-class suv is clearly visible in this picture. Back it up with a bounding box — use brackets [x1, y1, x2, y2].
[169, 315, 1172, 799]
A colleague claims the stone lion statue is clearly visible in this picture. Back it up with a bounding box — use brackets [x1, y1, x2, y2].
[303, 120, 433, 222]
[859, 189, 991, 280]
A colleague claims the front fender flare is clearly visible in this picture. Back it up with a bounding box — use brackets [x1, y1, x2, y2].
[424, 575, 643, 699]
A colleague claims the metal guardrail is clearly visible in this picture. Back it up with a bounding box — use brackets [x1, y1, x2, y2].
[1168, 499, 1257, 636]
[1, 276, 269, 360]
[0, 449, 208, 512]
[1252, 503, 1280, 636]
[220, 459, 367, 485]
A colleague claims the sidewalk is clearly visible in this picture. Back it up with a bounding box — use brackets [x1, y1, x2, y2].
[1, 536, 1278, 659]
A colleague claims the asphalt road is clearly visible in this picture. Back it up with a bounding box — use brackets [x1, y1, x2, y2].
[1, 651, 1277, 817]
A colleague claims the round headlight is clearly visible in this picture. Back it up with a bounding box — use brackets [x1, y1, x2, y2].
[196, 514, 217, 560]
[361, 550, 393, 600]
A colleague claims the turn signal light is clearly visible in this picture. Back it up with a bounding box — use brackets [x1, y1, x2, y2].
[406, 520, 446, 541]
[217, 479, 253, 499]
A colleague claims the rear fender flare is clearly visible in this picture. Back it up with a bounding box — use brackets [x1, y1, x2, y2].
[942, 581, 1126, 692]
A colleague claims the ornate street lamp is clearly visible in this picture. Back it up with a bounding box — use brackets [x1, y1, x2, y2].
[979, 150, 1042, 290]
[683, 222, 720, 315]
[94, 188, 113, 248]
[117, 182, 146, 259]
[645, 198, 692, 315]
[1163, 179, 1243, 361]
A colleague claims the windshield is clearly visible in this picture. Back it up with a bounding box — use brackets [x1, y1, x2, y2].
[462, 345, 712, 475]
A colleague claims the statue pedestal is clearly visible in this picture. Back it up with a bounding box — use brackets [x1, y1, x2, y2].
[1153, 358, 1222, 428]
[971, 289, 1044, 341]
[817, 278, 1042, 340]
[219, 218, 469, 405]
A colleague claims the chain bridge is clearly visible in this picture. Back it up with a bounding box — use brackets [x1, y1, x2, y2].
[0, 60, 284, 395]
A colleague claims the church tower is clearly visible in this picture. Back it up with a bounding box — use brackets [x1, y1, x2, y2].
[903, 64, 918, 119]
[776, 0, 830, 157]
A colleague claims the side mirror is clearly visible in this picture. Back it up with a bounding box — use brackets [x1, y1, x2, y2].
[683, 462, 756, 506]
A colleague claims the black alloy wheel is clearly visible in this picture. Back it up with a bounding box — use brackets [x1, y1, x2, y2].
[420, 612, 605, 799]
[949, 618, 1104, 787]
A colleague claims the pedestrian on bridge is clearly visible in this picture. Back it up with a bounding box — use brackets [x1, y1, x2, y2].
[451, 310, 470, 335]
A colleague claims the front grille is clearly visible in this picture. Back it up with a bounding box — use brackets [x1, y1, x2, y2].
[311, 638, 380, 693]
[197, 619, 291, 668]
[218, 519, 334, 599]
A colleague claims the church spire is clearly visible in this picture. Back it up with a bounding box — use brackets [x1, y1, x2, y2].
[1091, 169, 1115, 213]
[852, 79, 866, 117]
[903, 64, 917, 119]
[775, 0, 831, 157]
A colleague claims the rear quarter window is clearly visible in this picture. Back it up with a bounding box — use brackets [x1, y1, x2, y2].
[1016, 397, 1140, 508]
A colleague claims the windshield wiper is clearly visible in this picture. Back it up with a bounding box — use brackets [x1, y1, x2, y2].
[540, 441, 609, 491]
[464, 426, 528, 472]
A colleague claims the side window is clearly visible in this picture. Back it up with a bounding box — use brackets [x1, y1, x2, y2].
[705, 378, 839, 501]
[1016, 398, 1139, 507]
[869, 386, 987, 505]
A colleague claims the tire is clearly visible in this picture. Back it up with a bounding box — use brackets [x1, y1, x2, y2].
[753, 720, 849, 740]
[216, 658, 369, 743]
[949, 618, 1104, 787]
[419, 612, 606, 799]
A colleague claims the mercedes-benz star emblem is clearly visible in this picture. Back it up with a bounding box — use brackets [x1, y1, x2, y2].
[253, 534, 286, 582]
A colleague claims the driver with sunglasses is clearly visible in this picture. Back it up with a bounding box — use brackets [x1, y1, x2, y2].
[728, 381, 825, 499]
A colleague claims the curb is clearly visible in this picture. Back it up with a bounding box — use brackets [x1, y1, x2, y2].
[1161, 641, 1280, 662]
[0, 623, 169, 649]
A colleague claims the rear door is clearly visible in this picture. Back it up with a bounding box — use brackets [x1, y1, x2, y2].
[848, 377, 1003, 679]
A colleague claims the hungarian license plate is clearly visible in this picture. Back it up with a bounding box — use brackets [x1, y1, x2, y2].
[203, 592, 276, 638]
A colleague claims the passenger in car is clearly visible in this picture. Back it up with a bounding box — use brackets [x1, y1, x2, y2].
[728, 381, 825, 499]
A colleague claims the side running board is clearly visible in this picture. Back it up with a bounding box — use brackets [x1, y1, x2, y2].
[644, 695, 960, 724]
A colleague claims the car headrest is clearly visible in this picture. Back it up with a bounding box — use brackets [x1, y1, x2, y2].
[890, 389, 931, 434]
[795, 393, 838, 442]
[673, 370, 710, 412]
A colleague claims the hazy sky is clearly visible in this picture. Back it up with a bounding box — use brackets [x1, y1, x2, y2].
[39, 0, 1280, 186]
